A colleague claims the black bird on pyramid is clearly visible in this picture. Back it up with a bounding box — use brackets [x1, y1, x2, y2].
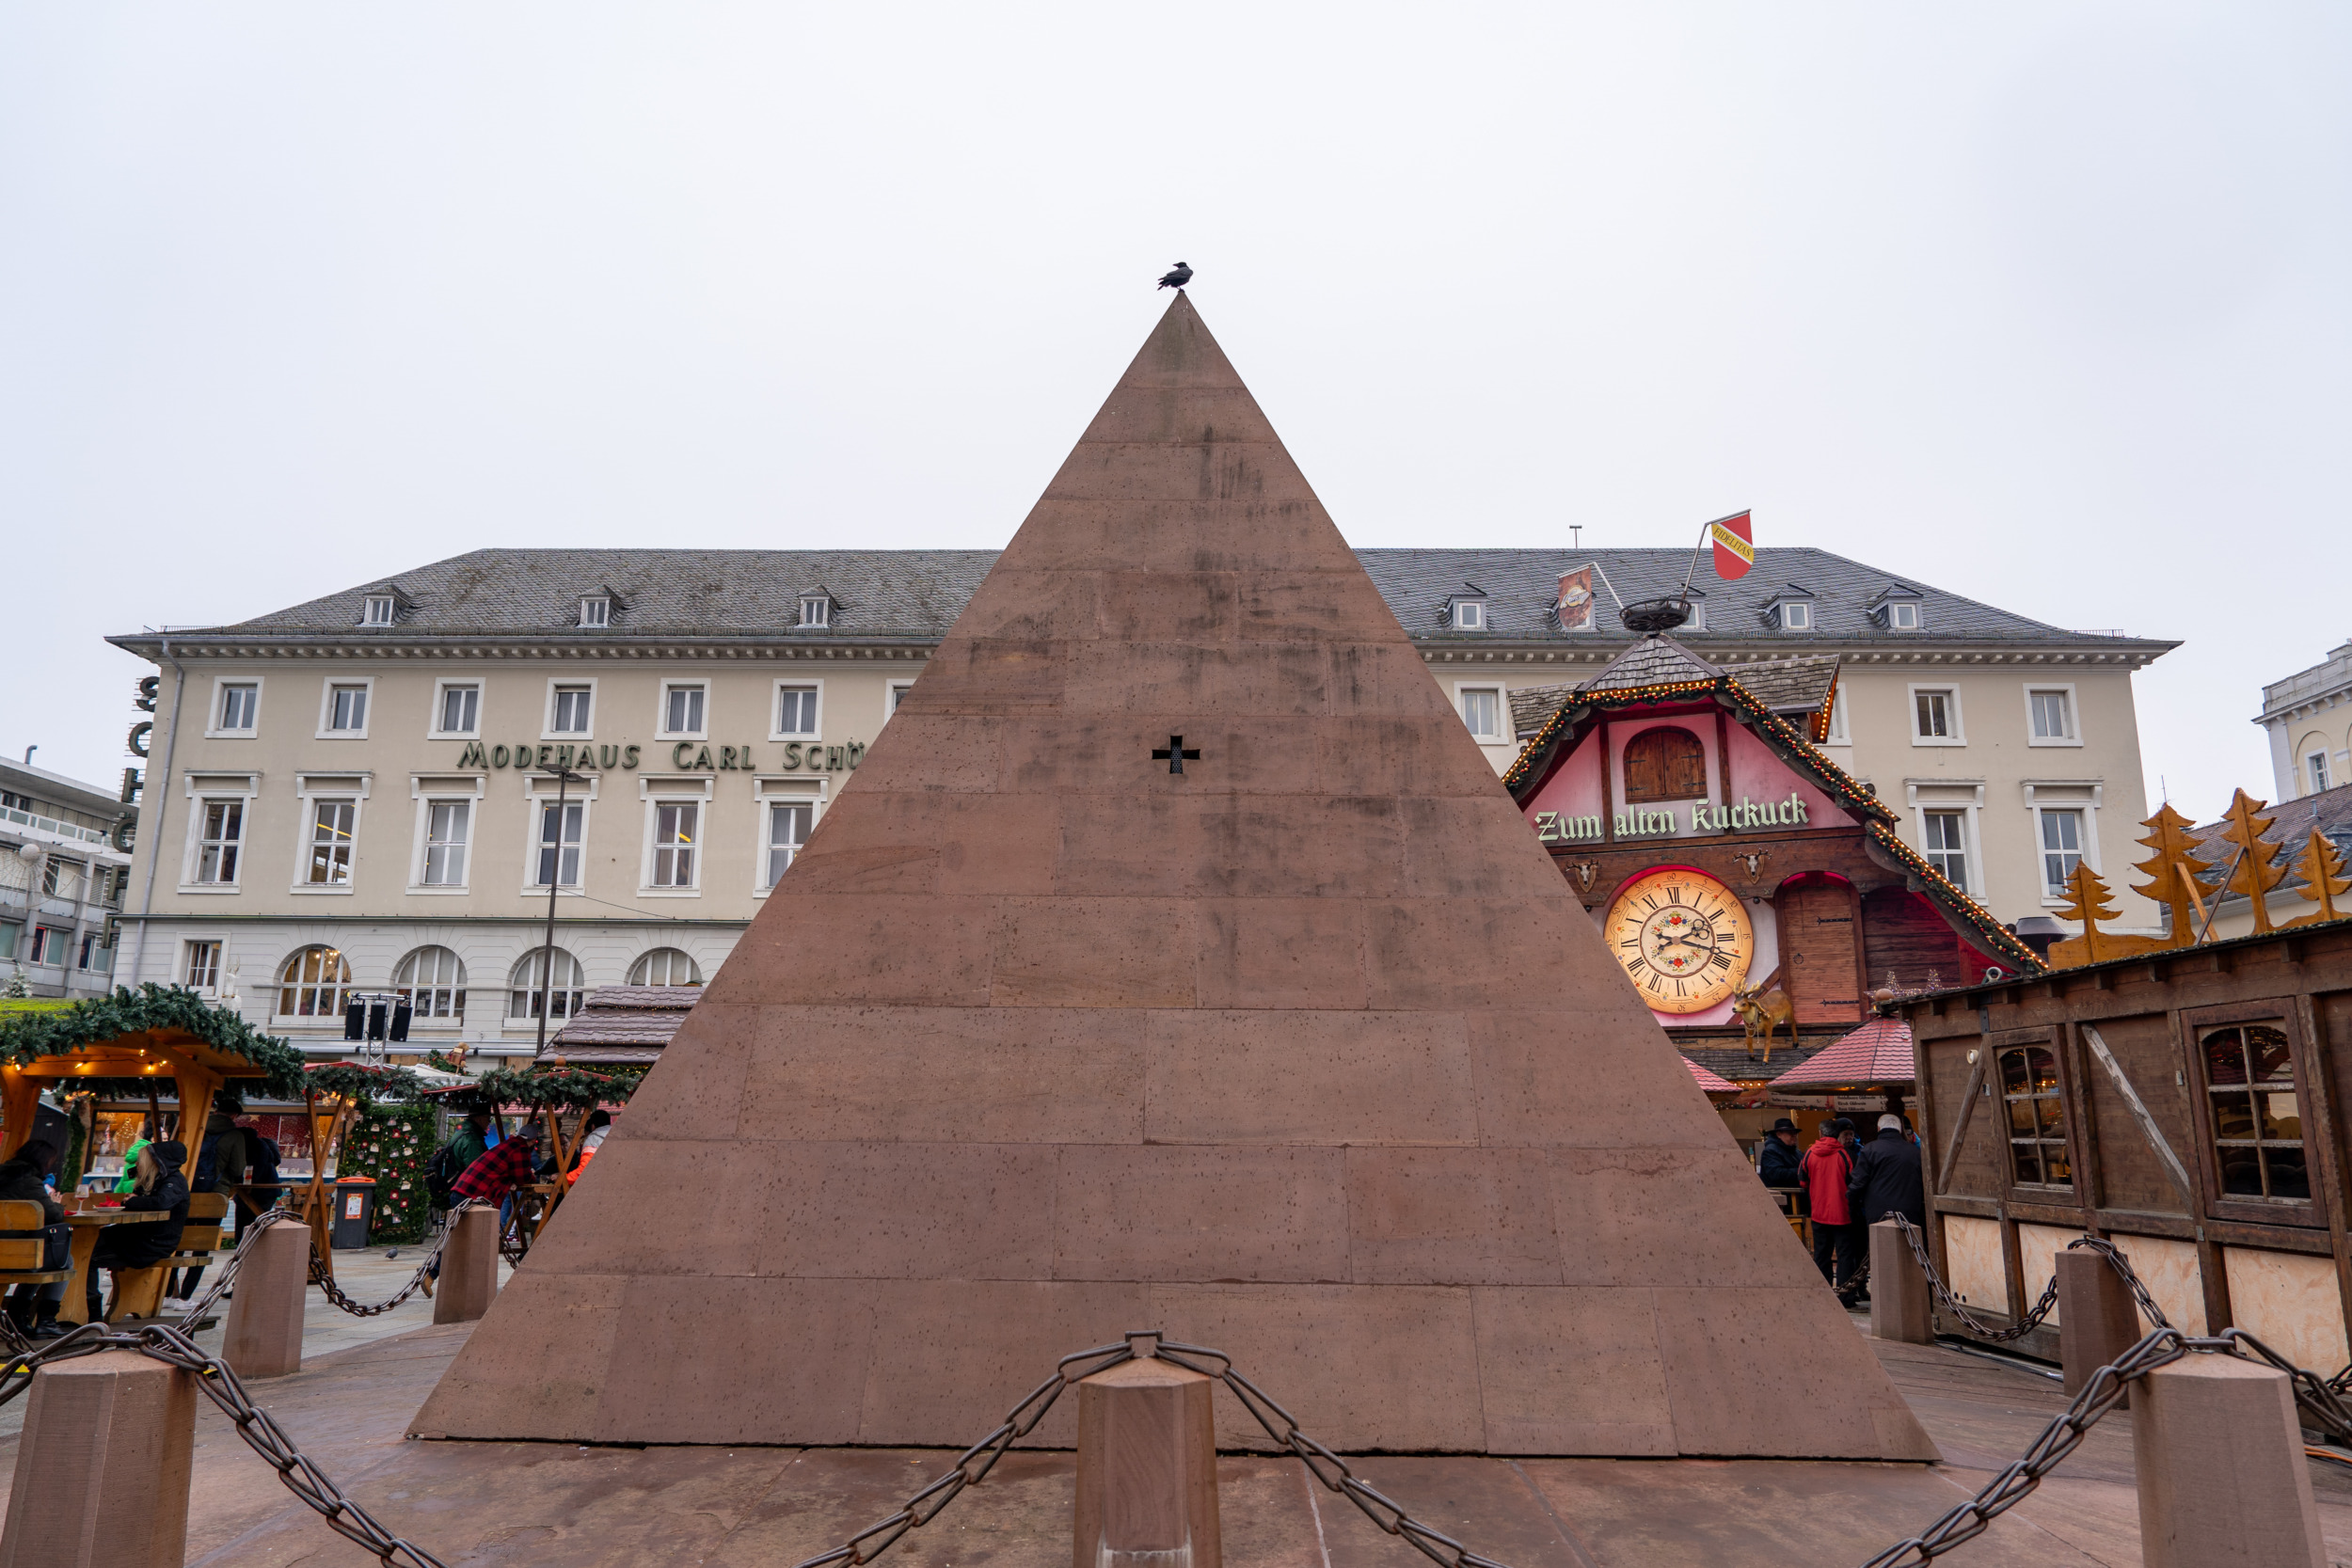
[1157, 261, 1192, 290]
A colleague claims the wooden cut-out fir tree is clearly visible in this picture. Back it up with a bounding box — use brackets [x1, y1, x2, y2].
[2215, 789, 2289, 934]
[2132, 801, 2217, 947]
[2285, 828, 2351, 928]
[2046, 860, 2129, 967]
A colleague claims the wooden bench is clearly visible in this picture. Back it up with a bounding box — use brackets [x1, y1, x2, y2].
[0, 1197, 69, 1292]
[103, 1192, 230, 1321]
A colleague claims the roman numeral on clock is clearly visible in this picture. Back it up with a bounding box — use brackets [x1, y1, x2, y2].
[1708, 952, 1732, 970]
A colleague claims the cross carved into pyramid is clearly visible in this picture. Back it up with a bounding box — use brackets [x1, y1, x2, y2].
[414, 294, 1933, 1463]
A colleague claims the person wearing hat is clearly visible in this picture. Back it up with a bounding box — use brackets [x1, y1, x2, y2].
[86, 1139, 191, 1322]
[1756, 1117, 1804, 1190]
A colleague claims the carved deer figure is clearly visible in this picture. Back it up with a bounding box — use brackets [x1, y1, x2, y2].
[1731, 982, 1795, 1062]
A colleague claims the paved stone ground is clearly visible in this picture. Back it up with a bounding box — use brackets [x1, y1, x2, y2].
[5, 1299, 2351, 1566]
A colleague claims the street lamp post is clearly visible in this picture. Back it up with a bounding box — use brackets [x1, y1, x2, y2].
[533, 766, 588, 1059]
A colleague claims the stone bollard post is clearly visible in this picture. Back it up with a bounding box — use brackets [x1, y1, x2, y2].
[2134, 1352, 2325, 1568]
[433, 1207, 501, 1325]
[2056, 1249, 2141, 1402]
[0, 1349, 197, 1568]
[221, 1221, 311, 1379]
[1074, 1339, 1221, 1568]
[1869, 1220, 1932, 1345]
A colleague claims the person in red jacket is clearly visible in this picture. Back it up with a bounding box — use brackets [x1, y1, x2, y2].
[1802, 1117, 1864, 1305]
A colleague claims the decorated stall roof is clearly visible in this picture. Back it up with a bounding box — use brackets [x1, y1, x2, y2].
[0, 984, 308, 1097]
[1684, 1057, 1739, 1094]
[1503, 633, 2042, 976]
[1769, 1017, 1916, 1090]
[544, 985, 700, 1066]
[1509, 648, 1841, 742]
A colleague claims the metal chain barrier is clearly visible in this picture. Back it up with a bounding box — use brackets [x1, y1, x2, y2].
[0, 1319, 450, 1568]
[309, 1202, 474, 1318]
[169, 1208, 301, 1329]
[1889, 1217, 2172, 1342]
[793, 1331, 1516, 1568]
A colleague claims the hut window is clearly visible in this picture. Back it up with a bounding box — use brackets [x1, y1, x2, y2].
[1998, 1045, 2073, 1188]
[1622, 726, 1708, 804]
[2201, 1023, 2309, 1202]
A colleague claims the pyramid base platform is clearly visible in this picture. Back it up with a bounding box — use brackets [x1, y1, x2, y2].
[30, 1317, 2352, 1567]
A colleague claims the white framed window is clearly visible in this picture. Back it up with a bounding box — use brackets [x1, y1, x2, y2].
[772, 681, 821, 739]
[1910, 685, 1964, 746]
[40, 858, 81, 898]
[393, 945, 467, 1022]
[2311, 752, 2334, 795]
[421, 800, 470, 886]
[546, 681, 595, 737]
[1450, 600, 1486, 631]
[28, 927, 66, 966]
[579, 595, 611, 628]
[1684, 599, 1707, 631]
[360, 594, 396, 626]
[660, 681, 708, 738]
[1455, 684, 1505, 744]
[276, 944, 353, 1019]
[799, 594, 832, 629]
[1922, 810, 1971, 892]
[2026, 685, 2079, 746]
[1887, 600, 1920, 631]
[304, 800, 358, 886]
[1777, 601, 1812, 631]
[533, 799, 584, 888]
[765, 800, 813, 886]
[628, 948, 703, 987]
[1823, 686, 1851, 745]
[432, 680, 482, 738]
[182, 939, 222, 993]
[317, 677, 374, 738]
[650, 800, 698, 888]
[508, 946, 586, 1022]
[193, 800, 244, 885]
[209, 679, 262, 737]
[886, 680, 916, 721]
[2039, 808, 2086, 895]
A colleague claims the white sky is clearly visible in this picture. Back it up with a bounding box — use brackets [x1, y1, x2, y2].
[3, 5, 2345, 825]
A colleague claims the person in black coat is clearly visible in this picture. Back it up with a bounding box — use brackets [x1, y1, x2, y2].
[1756, 1117, 1804, 1188]
[87, 1139, 190, 1321]
[1848, 1115, 1927, 1227]
[0, 1138, 72, 1338]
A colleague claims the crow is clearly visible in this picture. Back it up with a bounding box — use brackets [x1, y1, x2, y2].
[1157, 261, 1192, 290]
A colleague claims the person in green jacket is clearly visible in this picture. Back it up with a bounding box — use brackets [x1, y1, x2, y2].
[114, 1135, 151, 1196]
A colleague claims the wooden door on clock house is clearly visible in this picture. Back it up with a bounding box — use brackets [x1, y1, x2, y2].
[1776, 876, 1865, 1026]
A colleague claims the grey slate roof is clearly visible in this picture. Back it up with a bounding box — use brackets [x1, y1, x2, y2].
[2190, 782, 2352, 906]
[131, 546, 2169, 653]
[1731, 656, 1840, 715]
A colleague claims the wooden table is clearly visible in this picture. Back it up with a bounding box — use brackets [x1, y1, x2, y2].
[59, 1209, 173, 1326]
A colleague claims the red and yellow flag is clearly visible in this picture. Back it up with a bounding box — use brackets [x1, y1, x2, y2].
[1708, 512, 1754, 579]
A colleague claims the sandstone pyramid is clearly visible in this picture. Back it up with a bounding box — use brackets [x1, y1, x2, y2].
[415, 295, 1934, 1461]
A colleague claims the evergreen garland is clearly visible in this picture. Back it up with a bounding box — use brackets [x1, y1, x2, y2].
[304, 1062, 429, 1104]
[334, 1101, 437, 1243]
[0, 984, 307, 1098]
[469, 1063, 645, 1113]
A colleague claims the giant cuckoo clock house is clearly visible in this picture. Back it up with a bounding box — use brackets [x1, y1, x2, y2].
[1504, 629, 2042, 1134]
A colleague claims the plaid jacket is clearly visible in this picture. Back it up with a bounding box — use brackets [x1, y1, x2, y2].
[450, 1137, 538, 1204]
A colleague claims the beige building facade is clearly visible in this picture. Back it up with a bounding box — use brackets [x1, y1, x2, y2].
[108, 546, 2173, 1057]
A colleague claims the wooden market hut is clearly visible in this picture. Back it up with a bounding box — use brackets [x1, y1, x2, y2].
[0, 985, 307, 1166]
[1897, 814, 2352, 1370]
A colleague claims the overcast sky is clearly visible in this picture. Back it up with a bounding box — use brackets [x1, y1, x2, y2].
[3, 5, 2344, 824]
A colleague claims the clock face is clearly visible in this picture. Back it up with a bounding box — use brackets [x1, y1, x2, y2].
[1603, 868, 1756, 1015]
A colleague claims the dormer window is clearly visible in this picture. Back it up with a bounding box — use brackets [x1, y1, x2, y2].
[798, 594, 832, 629]
[580, 596, 611, 628]
[1779, 601, 1812, 631]
[1443, 583, 1489, 632]
[360, 595, 396, 627]
[1869, 586, 1923, 631]
[1887, 601, 1918, 630]
[1685, 595, 1708, 631]
[1762, 588, 1816, 632]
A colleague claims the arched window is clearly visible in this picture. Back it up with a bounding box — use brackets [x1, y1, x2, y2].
[393, 946, 468, 1021]
[508, 947, 587, 1021]
[1622, 726, 1708, 804]
[1997, 1045, 2072, 1188]
[277, 945, 353, 1018]
[628, 948, 703, 987]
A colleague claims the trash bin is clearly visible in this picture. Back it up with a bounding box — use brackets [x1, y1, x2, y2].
[330, 1178, 376, 1249]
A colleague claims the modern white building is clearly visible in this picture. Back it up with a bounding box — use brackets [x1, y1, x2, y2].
[1, 752, 134, 999]
[105, 546, 2175, 1059]
[2260, 638, 2352, 801]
